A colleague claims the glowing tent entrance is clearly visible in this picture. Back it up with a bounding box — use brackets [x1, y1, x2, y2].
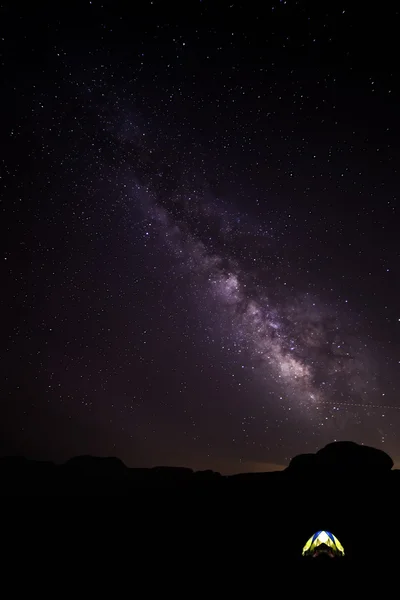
[302, 531, 345, 558]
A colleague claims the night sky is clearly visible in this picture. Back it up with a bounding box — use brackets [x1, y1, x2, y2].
[1, 1, 400, 473]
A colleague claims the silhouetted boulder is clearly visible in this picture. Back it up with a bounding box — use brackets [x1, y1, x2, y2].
[316, 441, 393, 471]
[285, 441, 393, 476]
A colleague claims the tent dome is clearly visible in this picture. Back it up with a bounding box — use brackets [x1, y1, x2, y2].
[302, 530, 345, 557]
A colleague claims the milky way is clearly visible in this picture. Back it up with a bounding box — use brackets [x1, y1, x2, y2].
[124, 161, 379, 424]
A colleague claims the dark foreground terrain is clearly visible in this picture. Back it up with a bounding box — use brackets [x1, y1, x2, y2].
[2, 441, 399, 581]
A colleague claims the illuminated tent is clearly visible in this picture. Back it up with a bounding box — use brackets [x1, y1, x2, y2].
[302, 530, 345, 557]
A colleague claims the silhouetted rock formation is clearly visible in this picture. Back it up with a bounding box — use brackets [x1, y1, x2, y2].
[286, 441, 394, 474]
[317, 441, 393, 471]
[0, 441, 396, 496]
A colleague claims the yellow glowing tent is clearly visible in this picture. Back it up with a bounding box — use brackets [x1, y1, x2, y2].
[302, 530, 345, 557]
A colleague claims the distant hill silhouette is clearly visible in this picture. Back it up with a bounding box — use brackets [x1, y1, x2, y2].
[0, 441, 397, 492]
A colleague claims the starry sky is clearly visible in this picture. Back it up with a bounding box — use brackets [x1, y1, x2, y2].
[1, 1, 400, 473]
